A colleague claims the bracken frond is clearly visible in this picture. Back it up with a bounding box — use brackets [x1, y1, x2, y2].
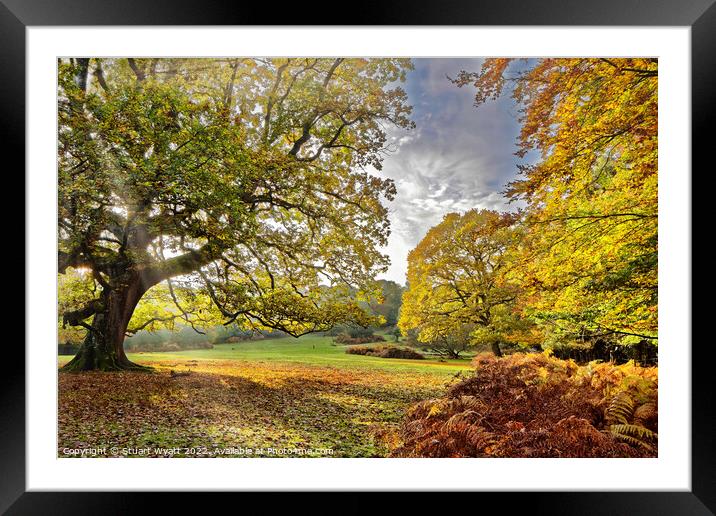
[606, 391, 634, 425]
[389, 353, 657, 458]
[610, 424, 657, 450]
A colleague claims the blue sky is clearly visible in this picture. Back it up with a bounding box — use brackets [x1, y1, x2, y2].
[374, 58, 527, 285]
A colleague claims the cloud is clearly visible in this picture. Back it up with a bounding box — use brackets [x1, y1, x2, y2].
[374, 58, 526, 285]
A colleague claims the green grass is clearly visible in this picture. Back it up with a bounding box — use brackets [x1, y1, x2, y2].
[59, 334, 473, 375]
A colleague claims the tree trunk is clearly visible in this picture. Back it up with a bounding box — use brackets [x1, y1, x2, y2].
[62, 278, 149, 372]
[491, 341, 503, 357]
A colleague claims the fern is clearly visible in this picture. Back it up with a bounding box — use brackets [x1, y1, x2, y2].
[606, 391, 634, 425]
[633, 402, 658, 428]
[391, 353, 657, 458]
[610, 424, 657, 450]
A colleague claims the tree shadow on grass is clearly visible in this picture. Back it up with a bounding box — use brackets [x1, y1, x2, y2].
[57, 367, 447, 457]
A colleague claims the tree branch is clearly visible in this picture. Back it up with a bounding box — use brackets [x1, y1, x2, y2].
[62, 299, 105, 327]
[127, 58, 146, 82]
[288, 58, 343, 157]
[142, 242, 220, 286]
[126, 315, 179, 335]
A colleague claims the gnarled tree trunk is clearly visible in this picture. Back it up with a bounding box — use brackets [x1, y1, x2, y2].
[62, 276, 148, 372]
[60, 243, 217, 372]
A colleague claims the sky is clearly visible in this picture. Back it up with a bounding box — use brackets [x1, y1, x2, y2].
[373, 58, 527, 285]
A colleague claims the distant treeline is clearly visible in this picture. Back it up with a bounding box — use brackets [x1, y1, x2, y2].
[59, 324, 291, 354]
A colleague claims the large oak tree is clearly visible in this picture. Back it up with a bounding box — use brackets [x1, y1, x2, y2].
[59, 57, 414, 371]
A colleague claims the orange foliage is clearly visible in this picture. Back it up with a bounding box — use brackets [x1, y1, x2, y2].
[388, 352, 657, 457]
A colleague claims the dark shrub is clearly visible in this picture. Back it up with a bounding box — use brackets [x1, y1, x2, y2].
[58, 342, 80, 356]
[376, 346, 425, 359]
[124, 341, 214, 353]
[347, 326, 375, 338]
[345, 345, 371, 355]
[551, 338, 657, 366]
[334, 333, 386, 345]
[346, 344, 424, 360]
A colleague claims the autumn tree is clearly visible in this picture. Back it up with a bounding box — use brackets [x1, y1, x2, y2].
[453, 58, 658, 346]
[59, 57, 414, 371]
[368, 279, 405, 327]
[399, 209, 531, 357]
[425, 322, 476, 359]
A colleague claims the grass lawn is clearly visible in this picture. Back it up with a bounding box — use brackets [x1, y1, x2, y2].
[58, 335, 474, 458]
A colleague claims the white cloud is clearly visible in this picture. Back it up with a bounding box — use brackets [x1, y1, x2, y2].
[374, 58, 526, 285]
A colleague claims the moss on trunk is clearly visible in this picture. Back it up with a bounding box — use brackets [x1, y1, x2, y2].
[61, 282, 152, 372]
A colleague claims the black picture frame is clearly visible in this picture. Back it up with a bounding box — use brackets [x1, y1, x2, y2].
[3, 1, 710, 513]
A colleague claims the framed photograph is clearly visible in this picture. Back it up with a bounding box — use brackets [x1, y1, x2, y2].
[5, 0, 711, 512]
